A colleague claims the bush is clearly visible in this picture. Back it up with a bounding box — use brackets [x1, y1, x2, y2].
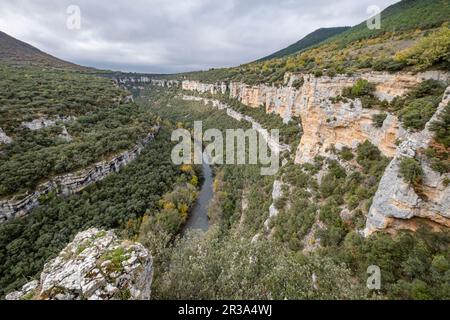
[372, 113, 388, 128]
[399, 157, 423, 184]
[430, 103, 450, 147]
[399, 98, 437, 130]
[291, 77, 304, 89]
[339, 147, 355, 161]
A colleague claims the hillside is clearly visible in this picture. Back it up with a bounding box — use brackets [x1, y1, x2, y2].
[258, 27, 350, 62]
[0, 30, 86, 70]
[175, 0, 450, 85]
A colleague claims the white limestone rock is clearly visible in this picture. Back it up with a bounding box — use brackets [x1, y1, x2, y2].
[6, 228, 153, 300]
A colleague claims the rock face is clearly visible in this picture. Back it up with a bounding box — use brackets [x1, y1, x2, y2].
[182, 71, 450, 234]
[6, 228, 153, 300]
[21, 116, 76, 131]
[182, 71, 448, 163]
[0, 128, 12, 144]
[182, 95, 291, 154]
[365, 87, 450, 235]
[0, 127, 160, 223]
[115, 76, 180, 88]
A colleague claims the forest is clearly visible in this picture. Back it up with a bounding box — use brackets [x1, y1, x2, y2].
[0, 65, 158, 197]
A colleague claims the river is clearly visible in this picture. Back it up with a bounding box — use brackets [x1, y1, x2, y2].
[183, 153, 213, 232]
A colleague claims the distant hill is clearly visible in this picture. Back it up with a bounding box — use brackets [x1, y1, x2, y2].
[0, 30, 87, 70]
[331, 0, 450, 45]
[258, 27, 350, 61]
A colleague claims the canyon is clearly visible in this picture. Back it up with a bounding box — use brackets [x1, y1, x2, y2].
[181, 71, 450, 235]
[6, 228, 153, 300]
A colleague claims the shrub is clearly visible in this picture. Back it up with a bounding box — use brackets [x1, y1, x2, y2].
[394, 26, 450, 70]
[292, 77, 304, 89]
[399, 98, 437, 130]
[313, 69, 323, 77]
[399, 157, 423, 184]
[372, 113, 388, 128]
[430, 103, 450, 148]
[339, 147, 355, 161]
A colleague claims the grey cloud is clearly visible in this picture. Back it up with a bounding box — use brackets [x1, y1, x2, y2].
[0, 0, 398, 73]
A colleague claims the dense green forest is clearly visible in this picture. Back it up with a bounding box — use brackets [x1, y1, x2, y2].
[0, 65, 158, 197]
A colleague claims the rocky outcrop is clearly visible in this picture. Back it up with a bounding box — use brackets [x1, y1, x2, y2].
[365, 87, 450, 235]
[182, 71, 448, 123]
[183, 95, 290, 154]
[264, 180, 283, 232]
[182, 71, 450, 234]
[0, 127, 160, 223]
[6, 228, 153, 300]
[21, 116, 76, 131]
[0, 128, 12, 144]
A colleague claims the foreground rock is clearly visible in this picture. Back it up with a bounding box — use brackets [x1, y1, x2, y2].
[6, 228, 153, 300]
[0, 128, 12, 144]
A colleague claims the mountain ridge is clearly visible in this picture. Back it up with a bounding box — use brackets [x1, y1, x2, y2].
[0, 30, 88, 70]
[258, 27, 351, 62]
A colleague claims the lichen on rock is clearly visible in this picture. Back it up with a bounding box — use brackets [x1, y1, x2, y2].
[5, 228, 153, 300]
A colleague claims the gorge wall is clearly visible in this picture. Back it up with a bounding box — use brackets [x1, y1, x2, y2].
[181, 71, 450, 235]
[0, 126, 160, 223]
[6, 228, 153, 300]
[0, 128, 12, 144]
[366, 87, 450, 235]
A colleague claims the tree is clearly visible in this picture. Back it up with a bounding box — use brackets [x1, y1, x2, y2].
[399, 157, 423, 185]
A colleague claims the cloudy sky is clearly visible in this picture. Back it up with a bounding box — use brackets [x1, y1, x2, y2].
[0, 0, 398, 73]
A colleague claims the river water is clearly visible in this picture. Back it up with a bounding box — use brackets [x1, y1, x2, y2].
[183, 153, 212, 232]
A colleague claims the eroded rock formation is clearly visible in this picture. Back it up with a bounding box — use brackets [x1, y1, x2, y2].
[365, 87, 450, 235]
[5, 228, 153, 300]
[0, 127, 160, 223]
[182, 71, 450, 234]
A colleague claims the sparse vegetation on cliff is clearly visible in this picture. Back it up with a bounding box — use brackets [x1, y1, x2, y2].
[400, 157, 424, 184]
[394, 79, 446, 131]
[0, 128, 197, 297]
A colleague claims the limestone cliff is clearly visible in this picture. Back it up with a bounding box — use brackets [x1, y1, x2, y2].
[0, 126, 160, 223]
[182, 71, 450, 234]
[6, 228, 153, 300]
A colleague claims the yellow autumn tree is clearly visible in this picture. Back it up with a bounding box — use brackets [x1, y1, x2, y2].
[395, 26, 450, 70]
